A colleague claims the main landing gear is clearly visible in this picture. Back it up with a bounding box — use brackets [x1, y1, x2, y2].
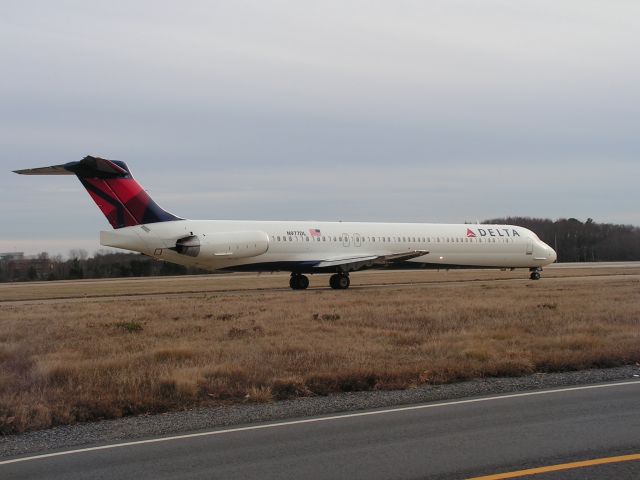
[289, 273, 351, 290]
[529, 267, 542, 280]
[289, 273, 309, 290]
[329, 273, 350, 290]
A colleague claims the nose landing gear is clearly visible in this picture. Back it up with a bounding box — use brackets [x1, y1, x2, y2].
[529, 267, 542, 280]
[329, 273, 350, 289]
[289, 273, 309, 290]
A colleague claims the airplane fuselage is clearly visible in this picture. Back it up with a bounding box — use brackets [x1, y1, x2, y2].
[101, 220, 556, 273]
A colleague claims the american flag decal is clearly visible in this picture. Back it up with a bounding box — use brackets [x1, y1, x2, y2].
[309, 228, 321, 237]
[466, 228, 476, 238]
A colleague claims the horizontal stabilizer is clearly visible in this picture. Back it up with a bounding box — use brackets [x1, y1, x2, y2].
[14, 165, 75, 175]
[14, 156, 129, 178]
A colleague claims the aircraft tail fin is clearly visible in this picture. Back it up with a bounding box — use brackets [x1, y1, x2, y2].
[14, 156, 182, 229]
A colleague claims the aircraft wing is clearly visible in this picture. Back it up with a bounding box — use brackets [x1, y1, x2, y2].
[312, 250, 428, 272]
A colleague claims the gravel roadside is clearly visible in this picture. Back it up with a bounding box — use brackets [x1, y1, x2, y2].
[2, 365, 639, 459]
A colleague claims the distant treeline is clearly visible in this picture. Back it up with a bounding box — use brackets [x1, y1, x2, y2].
[0, 250, 207, 283]
[484, 217, 640, 262]
[1, 217, 639, 282]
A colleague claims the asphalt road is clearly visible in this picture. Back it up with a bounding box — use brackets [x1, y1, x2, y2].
[2, 381, 638, 480]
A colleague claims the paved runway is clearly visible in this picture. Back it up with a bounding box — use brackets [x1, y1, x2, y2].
[2, 381, 638, 479]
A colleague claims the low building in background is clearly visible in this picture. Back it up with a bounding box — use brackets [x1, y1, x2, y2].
[0, 252, 54, 281]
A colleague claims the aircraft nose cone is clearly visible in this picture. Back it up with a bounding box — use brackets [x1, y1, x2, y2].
[548, 246, 557, 263]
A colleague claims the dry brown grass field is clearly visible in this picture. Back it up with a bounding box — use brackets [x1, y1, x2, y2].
[1, 266, 639, 434]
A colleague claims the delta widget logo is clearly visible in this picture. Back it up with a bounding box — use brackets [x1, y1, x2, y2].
[466, 227, 521, 238]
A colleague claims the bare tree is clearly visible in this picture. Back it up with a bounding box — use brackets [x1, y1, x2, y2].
[68, 249, 88, 260]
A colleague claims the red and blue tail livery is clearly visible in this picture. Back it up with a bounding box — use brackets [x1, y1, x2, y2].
[14, 156, 181, 229]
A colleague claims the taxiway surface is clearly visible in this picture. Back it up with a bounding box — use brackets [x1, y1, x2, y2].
[2, 381, 638, 479]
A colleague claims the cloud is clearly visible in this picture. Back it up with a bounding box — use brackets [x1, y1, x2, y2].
[1, 1, 639, 256]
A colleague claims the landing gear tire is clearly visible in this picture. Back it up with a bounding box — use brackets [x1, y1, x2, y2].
[290, 274, 309, 290]
[529, 268, 541, 280]
[329, 273, 350, 289]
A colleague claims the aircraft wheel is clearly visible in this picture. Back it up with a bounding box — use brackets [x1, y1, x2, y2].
[290, 274, 309, 290]
[330, 273, 350, 289]
[530, 271, 541, 280]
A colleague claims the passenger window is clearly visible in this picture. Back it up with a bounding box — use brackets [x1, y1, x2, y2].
[277, 236, 281, 241]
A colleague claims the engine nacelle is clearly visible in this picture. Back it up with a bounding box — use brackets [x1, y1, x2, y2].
[173, 231, 269, 259]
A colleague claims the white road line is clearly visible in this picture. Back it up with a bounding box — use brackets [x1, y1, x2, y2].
[1, 380, 638, 466]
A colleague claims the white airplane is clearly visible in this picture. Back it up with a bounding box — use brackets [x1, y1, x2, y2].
[15, 156, 557, 289]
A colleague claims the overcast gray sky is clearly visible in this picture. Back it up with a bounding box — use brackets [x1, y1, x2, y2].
[2, 0, 639, 256]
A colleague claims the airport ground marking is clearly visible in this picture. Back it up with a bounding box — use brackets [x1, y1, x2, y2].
[466, 453, 640, 479]
[1, 380, 638, 466]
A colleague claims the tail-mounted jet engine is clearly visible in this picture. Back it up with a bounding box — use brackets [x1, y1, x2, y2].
[171, 231, 269, 259]
[172, 235, 201, 257]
